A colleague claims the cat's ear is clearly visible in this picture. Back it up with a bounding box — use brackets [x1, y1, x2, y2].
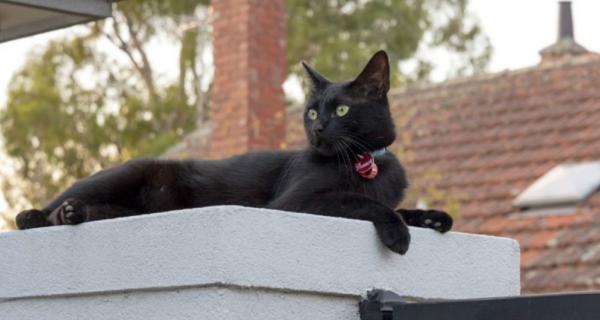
[351, 50, 390, 98]
[302, 61, 330, 90]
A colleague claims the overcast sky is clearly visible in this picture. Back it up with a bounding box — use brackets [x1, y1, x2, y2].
[1, 0, 600, 213]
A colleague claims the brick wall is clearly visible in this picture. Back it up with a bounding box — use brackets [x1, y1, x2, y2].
[209, 0, 287, 159]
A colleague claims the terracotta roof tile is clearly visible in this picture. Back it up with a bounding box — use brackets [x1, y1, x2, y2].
[523, 230, 560, 250]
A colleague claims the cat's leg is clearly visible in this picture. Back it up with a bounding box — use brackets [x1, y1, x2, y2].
[43, 159, 153, 214]
[46, 198, 140, 226]
[16, 159, 154, 230]
[15, 209, 52, 229]
[396, 209, 453, 233]
[269, 192, 411, 255]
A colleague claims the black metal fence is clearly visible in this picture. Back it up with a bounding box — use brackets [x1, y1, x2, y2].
[359, 289, 600, 320]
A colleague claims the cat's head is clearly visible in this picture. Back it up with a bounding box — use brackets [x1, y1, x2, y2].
[302, 50, 395, 157]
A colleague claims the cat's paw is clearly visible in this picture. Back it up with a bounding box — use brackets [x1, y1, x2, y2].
[375, 220, 411, 255]
[404, 209, 453, 233]
[16, 209, 51, 229]
[57, 199, 88, 225]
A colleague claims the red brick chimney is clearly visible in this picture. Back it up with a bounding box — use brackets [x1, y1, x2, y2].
[209, 0, 287, 159]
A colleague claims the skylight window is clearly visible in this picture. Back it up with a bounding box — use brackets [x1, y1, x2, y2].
[514, 161, 600, 213]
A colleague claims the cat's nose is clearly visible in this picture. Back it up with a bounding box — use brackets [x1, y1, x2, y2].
[313, 122, 324, 134]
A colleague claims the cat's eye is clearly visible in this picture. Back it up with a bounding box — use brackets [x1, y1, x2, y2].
[336, 105, 350, 117]
[307, 109, 318, 120]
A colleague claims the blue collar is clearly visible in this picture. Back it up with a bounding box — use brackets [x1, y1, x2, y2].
[371, 148, 386, 158]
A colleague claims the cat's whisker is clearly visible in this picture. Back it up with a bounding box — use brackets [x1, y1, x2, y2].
[339, 139, 354, 177]
[340, 137, 364, 170]
[346, 135, 374, 153]
[340, 139, 357, 160]
[332, 138, 350, 174]
[340, 143, 352, 174]
[351, 134, 375, 150]
[333, 142, 343, 171]
[339, 136, 368, 158]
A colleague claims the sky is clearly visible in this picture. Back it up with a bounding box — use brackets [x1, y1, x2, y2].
[3, 1, 600, 103]
[1, 0, 600, 212]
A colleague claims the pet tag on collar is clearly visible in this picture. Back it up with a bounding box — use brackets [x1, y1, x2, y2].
[354, 153, 378, 179]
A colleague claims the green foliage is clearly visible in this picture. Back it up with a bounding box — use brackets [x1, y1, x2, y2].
[288, 0, 491, 84]
[0, 212, 16, 231]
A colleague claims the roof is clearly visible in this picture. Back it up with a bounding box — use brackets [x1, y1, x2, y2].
[387, 53, 600, 293]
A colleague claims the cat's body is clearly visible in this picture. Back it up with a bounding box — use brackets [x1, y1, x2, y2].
[16, 51, 452, 254]
[38, 149, 404, 223]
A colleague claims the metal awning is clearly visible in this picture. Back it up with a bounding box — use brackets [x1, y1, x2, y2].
[0, 0, 113, 43]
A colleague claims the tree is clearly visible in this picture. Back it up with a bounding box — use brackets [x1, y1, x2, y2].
[0, 0, 489, 212]
[288, 0, 490, 84]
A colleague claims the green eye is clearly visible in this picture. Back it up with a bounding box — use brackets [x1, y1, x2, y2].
[336, 105, 350, 117]
[307, 109, 318, 120]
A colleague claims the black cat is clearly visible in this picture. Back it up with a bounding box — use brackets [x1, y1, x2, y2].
[16, 51, 452, 254]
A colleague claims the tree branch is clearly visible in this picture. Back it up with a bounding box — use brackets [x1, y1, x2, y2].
[121, 10, 157, 101]
[105, 12, 157, 101]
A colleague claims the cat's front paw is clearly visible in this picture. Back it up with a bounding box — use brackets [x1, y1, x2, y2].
[57, 199, 88, 225]
[416, 210, 453, 233]
[374, 220, 411, 255]
[16, 209, 51, 229]
[396, 209, 453, 233]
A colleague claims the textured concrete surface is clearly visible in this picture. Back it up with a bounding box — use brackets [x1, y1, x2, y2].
[0, 206, 520, 319]
[1, 286, 359, 320]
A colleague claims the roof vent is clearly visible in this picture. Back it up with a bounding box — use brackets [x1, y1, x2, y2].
[539, 1, 589, 63]
[514, 161, 600, 214]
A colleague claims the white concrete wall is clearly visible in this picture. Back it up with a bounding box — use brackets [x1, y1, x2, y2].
[0, 206, 520, 319]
